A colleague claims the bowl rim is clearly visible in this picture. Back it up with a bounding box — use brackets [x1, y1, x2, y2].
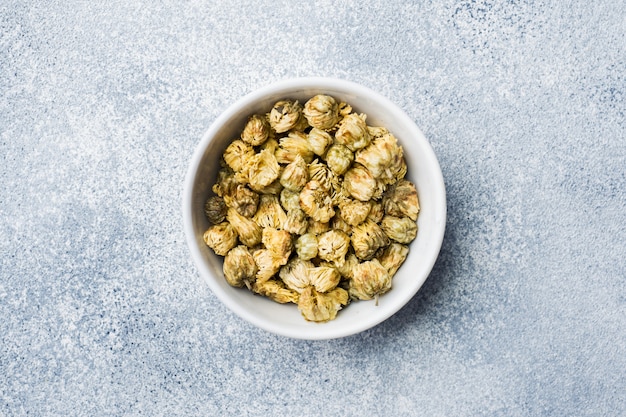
[183, 77, 446, 339]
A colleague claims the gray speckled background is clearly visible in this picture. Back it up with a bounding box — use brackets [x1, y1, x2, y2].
[1, 0, 624, 416]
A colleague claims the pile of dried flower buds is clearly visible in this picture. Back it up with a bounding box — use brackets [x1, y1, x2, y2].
[203, 95, 420, 322]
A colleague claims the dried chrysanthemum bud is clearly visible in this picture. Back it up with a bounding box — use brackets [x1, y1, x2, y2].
[338, 101, 352, 116]
[383, 179, 420, 221]
[269, 100, 303, 133]
[298, 286, 349, 322]
[330, 213, 352, 236]
[377, 242, 409, 277]
[335, 113, 371, 151]
[367, 201, 385, 223]
[252, 249, 283, 283]
[307, 128, 333, 156]
[260, 137, 279, 154]
[245, 148, 281, 190]
[223, 140, 255, 172]
[387, 148, 407, 184]
[295, 233, 318, 260]
[299, 180, 335, 223]
[223, 245, 257, 288]
[276, 131, 314, 164]
[351, 219, 389, 260]
[222, 184, 259, 218]
[367, 125, 389, 140]
[253, 194, 287, 229]
[226, 207, 262, 247]
[381, 215, 417, 244]
[343, 164, 377, 202]
[279, 257, 314, 293]
[303, 95, 340, 130]
[348, 259, 391, 301]
[338, 199, 371, 226]
[354, 134, 395, 179]
[204, 195, 227, 224]
[250, 178, 283, 195]
[307, 218, 330, 235]
[203, 222, 238, 256]
[253, 279, 298, 304]
[308, 266, 341, 292]
[212, 167, 239, 198]
[324, 144, 354, 176]
[262, 227, 292, 264]
[317, 230, 351, 266]
[279, 188, 301, 212]
[284, 208, 308, 235]
[308, 158, 339, 193]
[280, 154, 308, 191]
[241, 114, 271, 146]
[335, 253, 359, 280]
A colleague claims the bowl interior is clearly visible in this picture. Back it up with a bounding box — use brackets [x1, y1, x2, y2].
[184, 78, 446, 339]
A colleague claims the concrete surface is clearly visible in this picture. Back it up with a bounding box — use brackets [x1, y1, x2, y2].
[1, 1, 624, 416]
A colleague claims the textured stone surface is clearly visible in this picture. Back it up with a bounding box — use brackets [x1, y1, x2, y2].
[1, 1, 624, 416]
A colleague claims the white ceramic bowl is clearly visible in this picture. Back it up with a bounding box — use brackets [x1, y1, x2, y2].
[183, 77, 446, 340]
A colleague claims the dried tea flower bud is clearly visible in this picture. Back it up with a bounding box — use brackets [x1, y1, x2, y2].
[381, 215, 417, 244]
[203, 222, 238, 256]
[279, 188, 301, 212]
[348, 259, 391, 301]
[383, 179, 420, 221]
[269, 100, 303, 133]
[338, 199, 371, 226]
[335, 113, 371, 151]
[223, 245, 257, 288]
[295, 233, 318, 260]
[252, 249, 283, 283]
[253, 279, 298, 304]
[307, 128, 334, 156]
[299, 180, 335, 223]
[377, 242, 409, 277]
[343, 164, 377, 202]
[276, 131, 314, 164]
[253, 194, 287, 229]
[298, 287, 349, 322]
[262, 227, 293, 264]
[351, 219, 389, 260]
[223, 140, 255, 172]
[317, 230, 350, 266]
[241, 114, 271, 146]
[279, 257, 314, 293]
[324, 144, 354, 176]
[280, 154, 308, 191]
[204, 195, 227, 224]
[245, 148, 281, 190]
[308, 266, 341, 293]
[303, 95, 340, 130]
[284, 208, 308, 235]
[226, 207, 262, 247]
